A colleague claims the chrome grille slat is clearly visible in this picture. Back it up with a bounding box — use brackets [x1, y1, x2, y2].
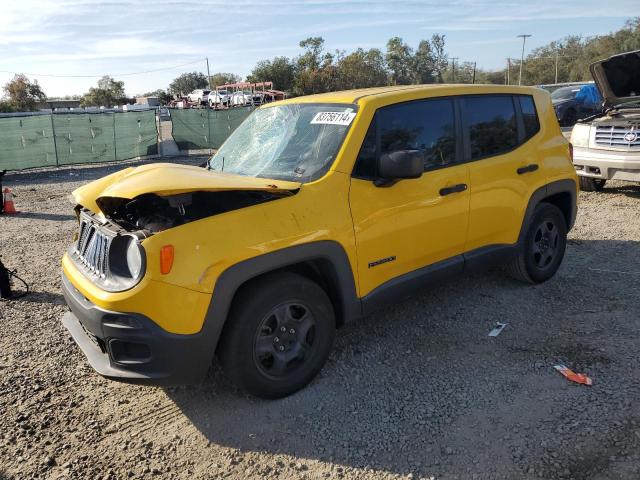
[74, 215, 112, 279]
[594, 125, 640, 148]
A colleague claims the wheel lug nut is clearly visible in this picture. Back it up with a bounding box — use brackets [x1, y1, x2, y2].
[274, 337, 279, 343]
[280, 326, 286, 332]
[278, 345, 285, 351]
[289, 329, 295, 334]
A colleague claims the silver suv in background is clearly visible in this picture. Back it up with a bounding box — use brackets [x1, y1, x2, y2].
[571, 50, 640, 191]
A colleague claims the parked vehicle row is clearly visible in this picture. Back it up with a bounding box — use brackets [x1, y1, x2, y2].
[187, 89, 272, 108]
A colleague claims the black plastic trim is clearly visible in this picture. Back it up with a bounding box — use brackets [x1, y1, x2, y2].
[362, 256, 464, 315]
[203, 240, 361, 351]
[61, 272, 212, 385]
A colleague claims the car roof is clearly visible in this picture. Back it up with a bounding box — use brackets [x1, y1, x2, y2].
[271, 84, 542, 107]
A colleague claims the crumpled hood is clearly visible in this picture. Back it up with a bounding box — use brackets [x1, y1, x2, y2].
[590, 49, 640, 108]
[73, 163, 301, 213]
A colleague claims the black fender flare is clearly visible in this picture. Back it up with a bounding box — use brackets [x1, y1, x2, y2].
[199, 240, 361, 363]
[518, 178, 577, 243]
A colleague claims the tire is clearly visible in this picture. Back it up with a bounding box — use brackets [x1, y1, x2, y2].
[509, 203, 568, 284]
[218, 272, 336, 399]
[579, 176, 606, 192]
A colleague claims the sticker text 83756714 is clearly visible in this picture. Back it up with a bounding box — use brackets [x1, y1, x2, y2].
[310, 111, 356, 126]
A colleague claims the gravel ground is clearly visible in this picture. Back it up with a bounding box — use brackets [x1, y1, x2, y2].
[1, 158, 640, 480]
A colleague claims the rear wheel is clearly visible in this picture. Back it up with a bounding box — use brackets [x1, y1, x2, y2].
[219, 272, 335, 398]
[579, 176, 606, 192]
[509, 203, 567, 284]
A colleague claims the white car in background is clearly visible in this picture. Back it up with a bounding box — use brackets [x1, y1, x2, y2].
[208, 90, 230, 107]
[228, 90, 265, 106]
[187, 89, 210, 104]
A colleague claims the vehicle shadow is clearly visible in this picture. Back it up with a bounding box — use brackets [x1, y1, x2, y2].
[165, 239, 640, 477]
[8, 212, 76, 221]
[7, 291, 66, 305]
[599, 183, 640, 199]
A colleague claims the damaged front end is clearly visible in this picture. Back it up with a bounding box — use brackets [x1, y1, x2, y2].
[67, 163, 300, 291]
[97, 189, 292, 233]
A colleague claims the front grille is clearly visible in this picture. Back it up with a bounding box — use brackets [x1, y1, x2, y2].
[75, 215, 112, 279]
[594, 125, 640, 149]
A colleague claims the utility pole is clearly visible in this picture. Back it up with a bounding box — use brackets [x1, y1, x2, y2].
[506, 58, 511, 85]
[554, 52, 559, 84]
[206, 57, 212, 89]
[451, 57, 458, 83]
[472, 61, 477, 84]
[517, 34, 532, 86]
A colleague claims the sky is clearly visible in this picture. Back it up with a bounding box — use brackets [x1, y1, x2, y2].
[0, 0, 636, 98]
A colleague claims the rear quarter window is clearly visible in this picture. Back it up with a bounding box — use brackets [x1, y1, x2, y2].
[519, 95, 540, 140]
[464, 95, 518, 160]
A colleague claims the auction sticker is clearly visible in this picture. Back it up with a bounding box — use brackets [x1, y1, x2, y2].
[311, 111, 356, 126]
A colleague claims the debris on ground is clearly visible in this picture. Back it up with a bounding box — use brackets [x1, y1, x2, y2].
[554, 364, 593, 386]
[488, 322, 507, 337]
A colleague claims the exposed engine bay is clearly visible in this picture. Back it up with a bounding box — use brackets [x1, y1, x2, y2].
[95, 189, 294, 233]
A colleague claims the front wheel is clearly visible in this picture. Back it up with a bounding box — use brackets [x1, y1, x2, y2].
[219, 272, 335, 398]
[579, 176, 606, 192]
[509, 203, 567, 284]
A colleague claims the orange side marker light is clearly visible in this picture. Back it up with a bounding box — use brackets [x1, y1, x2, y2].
[160, 245, 174, 274]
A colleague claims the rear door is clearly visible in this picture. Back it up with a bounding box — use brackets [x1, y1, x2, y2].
[349, 97, 470, 297]
[462, 94, 544, 252]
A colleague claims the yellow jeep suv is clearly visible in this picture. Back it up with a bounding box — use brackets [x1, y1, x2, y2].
[61, 85, 578, 398]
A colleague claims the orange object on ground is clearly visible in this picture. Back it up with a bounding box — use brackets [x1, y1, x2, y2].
[554, 364, 593, 386]
[2, 188, 18, 214]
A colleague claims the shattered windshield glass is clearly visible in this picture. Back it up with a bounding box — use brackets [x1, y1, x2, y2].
[208, 103, 357, 182]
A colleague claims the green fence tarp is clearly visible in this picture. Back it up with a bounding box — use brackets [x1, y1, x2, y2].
[0, 115, 57, 170]
[170, 107, 254, 150]
[115, 110, 158, 160]
[0, 110, 158, 171]
[53, 113, 117, 165]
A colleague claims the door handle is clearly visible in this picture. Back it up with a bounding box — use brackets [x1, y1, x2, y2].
[439, 183, 468, 196]
[517, 164, 539, 175]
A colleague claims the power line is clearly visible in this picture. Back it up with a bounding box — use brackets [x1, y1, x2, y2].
[0, 58, 205, 78]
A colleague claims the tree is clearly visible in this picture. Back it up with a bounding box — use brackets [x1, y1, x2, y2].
[168, 72, 208, 97]
[482, 17, 640, 86]
[429, 34, 448, 83]
[293, 37, 338, 95]
[2, 74, 46, 111]
[337, 48, 388, 90]
[80, 76, 126, 107]
[413, 40, 435, 84]
[385, 37, 413, 85]
[247, 57, 296, 92]
[209, 72, 241, 87]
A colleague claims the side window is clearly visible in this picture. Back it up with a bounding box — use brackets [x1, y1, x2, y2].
[379, 98, 456, 171]
[353, 117, 377, 179]
[465, 95, 517, 160]
[519, 95, 540, 140]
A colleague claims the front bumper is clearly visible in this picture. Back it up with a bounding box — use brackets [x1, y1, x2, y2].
[573, 146, 640, 182]
[61, 272, 213, 385]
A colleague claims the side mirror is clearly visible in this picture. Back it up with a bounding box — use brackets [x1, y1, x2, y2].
[377, 150, 423, 185]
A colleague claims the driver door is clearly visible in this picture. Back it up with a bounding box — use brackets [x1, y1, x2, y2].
[349, 97, 470, 298]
